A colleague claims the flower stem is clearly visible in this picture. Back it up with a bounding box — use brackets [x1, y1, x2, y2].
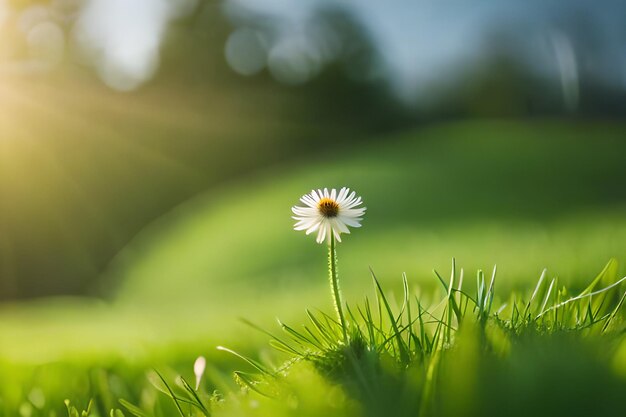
[328, 234, 348, 343]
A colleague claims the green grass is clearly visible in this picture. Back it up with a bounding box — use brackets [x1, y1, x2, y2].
[198, 258, 625, 417]
[1, 119, 626, 416]
[46, 258, 625, 417]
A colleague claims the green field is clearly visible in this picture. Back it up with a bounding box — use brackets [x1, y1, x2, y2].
[1, 120, 625, 416]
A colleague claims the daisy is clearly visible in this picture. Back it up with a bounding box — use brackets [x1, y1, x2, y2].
[292, 187, 366, 244]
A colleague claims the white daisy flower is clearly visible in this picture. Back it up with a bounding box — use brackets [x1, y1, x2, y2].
[292, 187, 366, 244]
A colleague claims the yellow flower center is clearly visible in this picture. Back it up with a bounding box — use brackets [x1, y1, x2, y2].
[318, 198, 340, 218]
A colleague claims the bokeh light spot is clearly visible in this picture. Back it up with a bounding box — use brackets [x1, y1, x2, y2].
[224, 28, 267, 76]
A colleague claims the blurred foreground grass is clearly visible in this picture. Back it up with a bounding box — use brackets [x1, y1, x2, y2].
[1, 119, 625, 415]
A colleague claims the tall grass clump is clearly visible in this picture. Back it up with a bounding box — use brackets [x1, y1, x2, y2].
[208, 258, 625, 417]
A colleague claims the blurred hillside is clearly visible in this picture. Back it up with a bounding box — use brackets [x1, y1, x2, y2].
[111, 120, 626, 309]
